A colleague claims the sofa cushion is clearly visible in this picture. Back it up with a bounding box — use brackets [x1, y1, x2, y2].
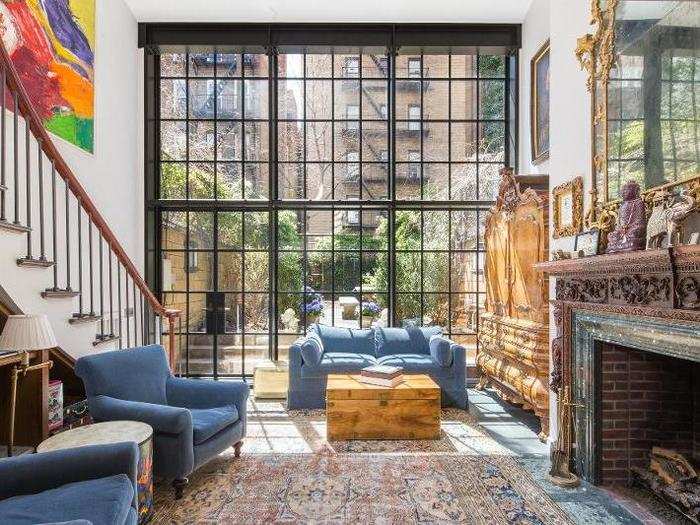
[301, 352, 376, 377]
[429, 335, 453, 367]
[300, 333, 324, 366]
[0, 474, 134, 525]
[191, 405, 240, 445]
[376, 354, 445, 374]
[310, 324, 376, 356]
[375, 326, 442, 357]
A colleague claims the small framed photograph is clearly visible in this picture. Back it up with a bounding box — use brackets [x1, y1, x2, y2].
[574, 229, 601, 256]
[552, 176, 584, 238]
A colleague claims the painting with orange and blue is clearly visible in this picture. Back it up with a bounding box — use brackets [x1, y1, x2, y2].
[1, 0, 94, 152]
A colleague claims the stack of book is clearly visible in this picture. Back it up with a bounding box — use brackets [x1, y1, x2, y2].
[358, 365, 404, 387]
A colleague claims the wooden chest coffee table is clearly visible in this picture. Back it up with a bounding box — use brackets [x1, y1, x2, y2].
[326, 374, 440, 440]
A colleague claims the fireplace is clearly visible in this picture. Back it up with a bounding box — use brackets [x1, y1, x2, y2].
[568, 310, 700, 485]
[536, 245, 700, 520]
[598, 343, 699, 486]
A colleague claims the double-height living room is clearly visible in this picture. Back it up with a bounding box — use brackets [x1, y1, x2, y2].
[0, 0, 698, 523]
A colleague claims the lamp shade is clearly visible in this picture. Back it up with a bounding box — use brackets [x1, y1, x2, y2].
[0, 315, 57, 351]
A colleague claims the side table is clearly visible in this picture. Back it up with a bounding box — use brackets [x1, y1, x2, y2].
[37, 421, 154, 524]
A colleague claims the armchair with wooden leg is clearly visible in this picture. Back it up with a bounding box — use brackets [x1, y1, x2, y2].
[75, 345, 248, 498]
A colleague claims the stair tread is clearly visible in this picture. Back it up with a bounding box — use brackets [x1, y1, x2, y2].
[69, 314, 102, 325]
[17, 257, 54, 268]
[92, 334, 120, 347]
[0, 220, 31, 234]
[41, 289, 80, 298]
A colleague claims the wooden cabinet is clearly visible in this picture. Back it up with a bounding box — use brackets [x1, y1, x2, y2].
[478, 169, 550, 440]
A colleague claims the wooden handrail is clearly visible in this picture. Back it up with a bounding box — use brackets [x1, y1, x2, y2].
[0, 39, 178, 322]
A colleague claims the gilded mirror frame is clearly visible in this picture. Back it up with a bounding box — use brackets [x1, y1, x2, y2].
[576, 0, 700, 232]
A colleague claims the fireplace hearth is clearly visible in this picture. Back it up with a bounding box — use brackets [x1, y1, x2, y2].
[536, 245, 700, 521]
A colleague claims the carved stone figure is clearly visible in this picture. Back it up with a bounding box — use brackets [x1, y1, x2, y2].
[665, 188, 695, 247]
[646, 194, 669, 249]
[606, 180, 646, 254]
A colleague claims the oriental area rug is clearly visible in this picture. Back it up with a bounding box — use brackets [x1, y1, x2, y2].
[152, 403, 573, 524]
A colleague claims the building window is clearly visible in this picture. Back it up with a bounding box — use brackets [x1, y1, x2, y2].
[345, 56, 360, 78]
[346, 151, 359, 181]
[408, 57, 422, 78]
[346, 104, 359, 130]
[408, 151, 420, 180]
[346, 209, 360, 225]
[408, 104, 421, 130]
[379, 104, 387, 119]
[379, 149, 388, 162]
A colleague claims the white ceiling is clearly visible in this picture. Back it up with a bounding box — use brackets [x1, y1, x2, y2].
[123, 0, 533, 23]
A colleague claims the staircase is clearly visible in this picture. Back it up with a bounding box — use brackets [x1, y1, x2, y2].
[0, 40, 180, 363]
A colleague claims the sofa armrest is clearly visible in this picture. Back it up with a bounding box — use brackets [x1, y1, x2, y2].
[288, 336, 309, 379]
[167, 377, 249, 414]
[450, 342, 466, 374]
[0, 442, 138, 506]
[89, 395, 192, 435]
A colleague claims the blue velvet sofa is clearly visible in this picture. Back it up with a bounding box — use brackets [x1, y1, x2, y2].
[0, 442, 138, 525]
[75, 345, 248, 498]
[288, 324, 467, 409]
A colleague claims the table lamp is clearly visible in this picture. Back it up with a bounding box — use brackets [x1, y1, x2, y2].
[0, 314, 56, 456]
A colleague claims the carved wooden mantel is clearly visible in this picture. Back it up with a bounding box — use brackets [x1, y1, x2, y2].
[536, 245, 700, 392]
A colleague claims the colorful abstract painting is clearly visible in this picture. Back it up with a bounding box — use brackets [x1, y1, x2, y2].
[0, 0, 95, 152]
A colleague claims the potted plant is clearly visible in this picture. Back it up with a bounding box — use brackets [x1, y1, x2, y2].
[360, 301, 381, 327]
[303, 298, 324, 325]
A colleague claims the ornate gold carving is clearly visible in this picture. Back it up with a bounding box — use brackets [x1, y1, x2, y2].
[552, 176, 584, 238]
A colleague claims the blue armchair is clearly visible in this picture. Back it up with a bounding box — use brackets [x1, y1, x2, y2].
[0, 442, 138, 525]
[75, 345, 248, 498]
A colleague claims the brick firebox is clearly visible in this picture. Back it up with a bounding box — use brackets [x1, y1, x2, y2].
[599, 342, 700, 486]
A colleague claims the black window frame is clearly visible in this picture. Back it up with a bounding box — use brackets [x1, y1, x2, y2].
[143, 23, 520, 378]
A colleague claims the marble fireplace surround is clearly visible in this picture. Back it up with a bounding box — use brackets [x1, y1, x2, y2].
[569, 310, 699, 483]
[536, 245, 700, 484]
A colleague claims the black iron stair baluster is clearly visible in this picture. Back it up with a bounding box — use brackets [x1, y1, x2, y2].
[38, 139, 45, 261]
[24, 121, 31, 258]
[99, 233, 105, 338]
[51, 163, 58, 289]
[64, 182, 71, 290]
[77, 199, 83, 315]
[108, 249, 114, 336]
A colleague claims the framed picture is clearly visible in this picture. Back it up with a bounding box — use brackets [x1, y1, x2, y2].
[574, 229, 600, 256]
[531, 40, 550, 164]
[552, 176, 583, 238]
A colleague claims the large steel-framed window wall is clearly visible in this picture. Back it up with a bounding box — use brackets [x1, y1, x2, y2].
[143, 24, 519, 378]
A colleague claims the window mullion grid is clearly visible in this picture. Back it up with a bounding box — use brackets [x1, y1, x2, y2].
[388, 48, 396, 326]
[331, 51, 336, 201]
[241, 211, 246, 378]
[242, 54, 247, 199]
[303, 54, 307, 200]
[269, 49, 278, 360]
[185, 210, 191, 376]
[330, 52, 336, 326]
[359, 50, 364, 325]
[447, 53, 453, 339]
[419, 53, 425, 326]
[476, 54, 481, 200]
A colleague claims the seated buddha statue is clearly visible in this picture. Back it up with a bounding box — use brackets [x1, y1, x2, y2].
[606, 180, 647, 254]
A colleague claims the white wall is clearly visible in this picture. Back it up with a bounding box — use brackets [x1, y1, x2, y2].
[519, 0, 550, 175]
[56, 0, 141, 269]
[0, 0, 141, 359]
[520, 0, 594, 440]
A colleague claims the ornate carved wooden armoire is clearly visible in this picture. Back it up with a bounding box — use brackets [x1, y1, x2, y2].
[478, 168, 550, 439]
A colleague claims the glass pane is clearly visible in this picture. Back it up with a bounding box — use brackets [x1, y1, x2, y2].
[189, 212, 214, 249]
[187, 252, 214, 291]
[217, 163, 242, 200]
[160, 163, 186, 199]
[161, 54, 186, 77]
[189, 79, 215, 118]
[161, 211, 187, 250]
[189, 163, 215, 199]
[218, 252, 242, 291]
[160, 121, 186, 160]
[244, 212, 269, 249]
[160, 79, 186, 119]
[217, 212, 242, 249]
